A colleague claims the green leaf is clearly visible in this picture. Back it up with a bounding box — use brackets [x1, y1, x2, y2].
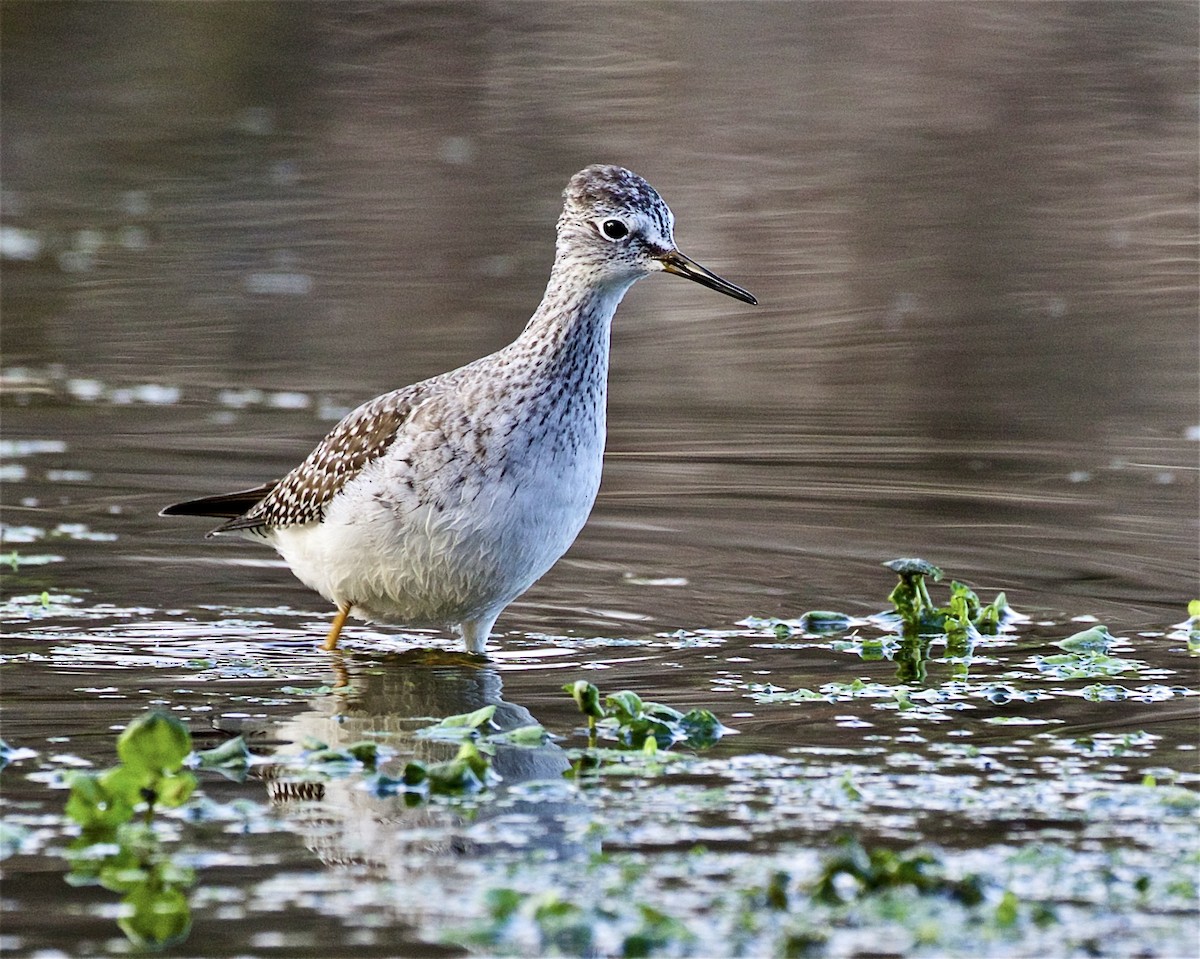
[193, 736, 250, 771]
[604, 691, 645, 723]
[402, 762, 428, 787]
[486, 887, 523, 922]
[344, 741, 379, 768]
[433, 705, 497, 730]
[1035, 650, 1139, 679]
[995, 889, 1020, 927]
[493, 724, 548, 746]
[948, 581, 981, 620]
[614, 715, 674, 749]
[453, 741, 491, 781]
[418, 706, 497, 741]
[117, 712, 192, 777]
[643, 701, 684, 722]
[678, 709, 726, 749]
[118, 880, 192, 949]
[975, 591, 1014, 633]
[798, 610, 853, 632]
[99, 763, 149, 803]
[883, 557, 942, 579]
[65, 771, 134, 833]
[154, 772, 197, 809]
[563, 680, 604, 718]
[98, 848, 151, 894]
[1187, 599, 1200, 618]
[425, 745, 491, 795]
[1056, 624, 1114, 653]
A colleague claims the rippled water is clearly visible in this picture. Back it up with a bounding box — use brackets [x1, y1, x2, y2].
[2, 4, 1197, 957]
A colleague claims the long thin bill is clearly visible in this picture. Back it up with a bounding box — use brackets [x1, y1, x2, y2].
[659, 250, 757, 305]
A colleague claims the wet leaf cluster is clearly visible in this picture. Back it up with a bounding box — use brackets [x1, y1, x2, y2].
[881, 558, 1016, 638]
[63, 712, 198, 950]
[415, 703, 548, 747]
[458, 837, 1004, 958]
[370, 741, 496, 798]
[564, 680, 727, 750]
[810, 835, 983, 906]
[467, 883, 694, 958]
[274, 708, 530, 800]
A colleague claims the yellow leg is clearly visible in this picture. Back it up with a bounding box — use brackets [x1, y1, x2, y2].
[323, 604, 351, 651]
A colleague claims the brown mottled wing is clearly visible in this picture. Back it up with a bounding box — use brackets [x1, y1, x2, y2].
[212, 388, 422, 534]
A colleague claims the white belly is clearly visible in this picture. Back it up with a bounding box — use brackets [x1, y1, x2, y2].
[265, 406, 604, 629]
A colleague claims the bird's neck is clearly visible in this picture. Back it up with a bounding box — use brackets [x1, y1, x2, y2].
[517, 263, 637, 374]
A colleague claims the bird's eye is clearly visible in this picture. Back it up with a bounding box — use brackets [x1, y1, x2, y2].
[599, 219, 630, 241]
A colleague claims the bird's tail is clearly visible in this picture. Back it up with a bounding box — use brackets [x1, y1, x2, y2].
[160, 481, 277, 519]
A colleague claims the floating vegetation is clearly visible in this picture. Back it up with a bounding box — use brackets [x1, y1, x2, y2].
[370, 742, 496, 798]
[738, 611, 868, 640]
[5, 562, 1196, 957]
[190, 735, 252, 781]
[563, 680, 728, 751]
[810, 835, 984, 906]
[1055, 624, 1118, 653]
[1032, 650, 1144, 679]
[63, 712, 198, 950]
[879, 558, 1020, 637]
[1172, 600, 1200, 654]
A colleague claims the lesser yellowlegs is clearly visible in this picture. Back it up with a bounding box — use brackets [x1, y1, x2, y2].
[162, 165, 756, 653]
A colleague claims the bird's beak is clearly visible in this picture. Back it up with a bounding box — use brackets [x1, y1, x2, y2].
[658, 250, 757, 305]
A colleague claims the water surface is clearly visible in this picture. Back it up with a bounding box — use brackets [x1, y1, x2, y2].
[2, 4, 1197, 957]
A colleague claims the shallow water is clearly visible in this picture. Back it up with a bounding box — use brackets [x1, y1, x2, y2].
[2, 4, 1198, 957]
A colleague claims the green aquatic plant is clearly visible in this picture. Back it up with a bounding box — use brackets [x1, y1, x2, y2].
[416, 703, 498, 741]
[288, 737, 382, 772]
[63, 711, 199, 950]
[563, 680, 728, 750]
[564, 678, 604, 734]
[463, 880, 696, 957]
[282, 706, 554, 802]
[884, 557, 943, 632]
[810, 835, 984, 907]
[1056, 624, 1115, 653]
[1034, 650, 1141, 679]
[797, 610, 855, 633]
[739, 612, 865, 640]
[66, 712, 196, 834]
[416, 704, 547, 747]
[881, 558, 1018, 638]
[191, 735, 251, 780]
[560, 681, 728, 780]
[370, 741, 495, 798]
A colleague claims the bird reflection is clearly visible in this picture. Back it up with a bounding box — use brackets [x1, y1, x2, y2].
[262, 652, 583, 877]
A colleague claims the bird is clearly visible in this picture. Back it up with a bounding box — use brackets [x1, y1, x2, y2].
[162, 165, 756, 654]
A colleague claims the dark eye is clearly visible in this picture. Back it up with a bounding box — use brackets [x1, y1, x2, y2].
[599, 219, 629, 241]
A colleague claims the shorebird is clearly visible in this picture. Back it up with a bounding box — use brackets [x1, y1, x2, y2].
[162, 165, 756, 653]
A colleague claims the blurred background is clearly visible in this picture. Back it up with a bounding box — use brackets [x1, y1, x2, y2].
[2, 1, 1197, 630]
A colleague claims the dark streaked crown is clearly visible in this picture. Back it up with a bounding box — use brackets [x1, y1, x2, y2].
[561, 164, 674, 241]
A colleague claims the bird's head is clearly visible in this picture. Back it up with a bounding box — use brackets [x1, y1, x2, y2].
[556, 164, 756, 305]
